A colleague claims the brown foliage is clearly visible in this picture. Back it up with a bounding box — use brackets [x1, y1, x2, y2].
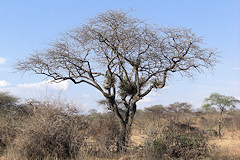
[1, 92, 239, 159]
[145, 121, 211, 160]
[0, 92, 29, 156]
[8, 101, 89, 160]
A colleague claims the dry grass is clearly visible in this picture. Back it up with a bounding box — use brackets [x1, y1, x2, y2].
[130, 109, 240, 160]
[4, 100, 89, 160]
[0, 94, 240, 159]
[209, 130, 240, 159]
[0, 98, 121, 160]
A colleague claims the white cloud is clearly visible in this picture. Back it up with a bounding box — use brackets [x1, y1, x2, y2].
[0, 80, 70, 103]
[17, 80, 69, 91]
[0, 80, 11, 87]
[140, 96, 152, 102]
[82, 94, 90, 98]
[0, 57, 6, 65]
[82, 102, 89, 108]
[233, 67, 240, 71]
[232, 81, 240, 85]
[137, 91, 160, 105]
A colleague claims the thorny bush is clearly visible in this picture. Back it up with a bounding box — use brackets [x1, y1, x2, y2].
[9, 100, 89, 160]
[145, 121, 211, 160]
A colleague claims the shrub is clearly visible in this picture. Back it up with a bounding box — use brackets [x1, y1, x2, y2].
[87, 112, 120, 156]
[145, 122, 211, 159]
[0, 92, 26, 155]
[0, 123, 18, 155]
[232, 110, 240, 131]
[9, 100, 89, 160]
[0, 92, 19, 112]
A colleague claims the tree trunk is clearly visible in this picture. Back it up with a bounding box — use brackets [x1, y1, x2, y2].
[117, 121, 127, 152]
[116, 104, 136, 152]
[107, 95, 137, 153]
[218, 109, 224, 138]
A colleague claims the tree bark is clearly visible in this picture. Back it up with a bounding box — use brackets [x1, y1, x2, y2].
[218, 108, 224, 138]
[117, 121, 127, 152]
[116, 103, 136, 152]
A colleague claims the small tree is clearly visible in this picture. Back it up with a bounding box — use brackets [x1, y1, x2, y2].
[15, 9, 218, 152]
[166, 102, 192, 122]
[0, 91, 19, 116]
[144, 105, 165, 115]
[202, 93, 240, 137]
[167, 102, 192, 114]
[0, 92, 19, 108]
[145, 105, 165, 127]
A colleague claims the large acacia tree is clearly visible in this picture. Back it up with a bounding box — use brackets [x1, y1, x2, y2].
[15, 10, 218, 152]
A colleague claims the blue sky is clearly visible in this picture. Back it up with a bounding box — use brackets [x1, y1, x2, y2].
[0, 0, 239, 112]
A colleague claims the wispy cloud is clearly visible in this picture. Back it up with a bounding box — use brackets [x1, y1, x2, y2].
[0, 57, 7, 72]
[0, 79, 70, 101]
[137, 90, 164, 108]
[0, 57, 6, 65]
[233, 67, 240, 71]
[17, 80, 69, 91]
[0, 80, 11, 87]
[82, 94, 90, 98]
[140, 96, 152, 103]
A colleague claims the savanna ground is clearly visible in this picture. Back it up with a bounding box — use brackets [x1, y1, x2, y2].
[0, 93, 240, 160]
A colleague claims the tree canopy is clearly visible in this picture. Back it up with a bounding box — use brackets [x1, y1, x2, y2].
[167, 102, 192, 113]
[203, 93, 240, 111]
[0, 92, 19, 110]
[16, 10, 217, 101]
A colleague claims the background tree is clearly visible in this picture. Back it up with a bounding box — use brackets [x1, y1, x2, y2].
[167, 102, 192, 114]
[202, 93, 240, 137]
[144, 105, 165, 115]
[0, 92, 18, 108]
[15, 9, 218, 152]
[0, 92, 19, 116]
[166, 102, 193, 123]
[144, 105, 165, 127]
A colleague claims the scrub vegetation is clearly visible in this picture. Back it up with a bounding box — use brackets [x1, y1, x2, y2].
[0, 91, 240, 160]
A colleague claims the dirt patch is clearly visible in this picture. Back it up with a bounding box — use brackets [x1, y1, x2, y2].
[208, 131, 240, 158]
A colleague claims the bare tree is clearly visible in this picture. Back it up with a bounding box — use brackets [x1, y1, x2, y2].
[15, 9, 218, 152]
